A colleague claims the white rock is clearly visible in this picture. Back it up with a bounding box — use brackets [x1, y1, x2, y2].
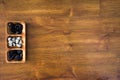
[12, 43, 16, 46]
[8, 43, 12, 47]
[8, 37, 11, 41]
[12, 37, 16, 42]
[16, 44, 22, 47]
[19, 40, 22, 44]
[16, 37, 21, 40]
[8, 40, 12, 44]
[16, 39, 19, 44]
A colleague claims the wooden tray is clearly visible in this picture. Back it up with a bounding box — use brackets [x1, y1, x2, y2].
[5, 21, 26, 63]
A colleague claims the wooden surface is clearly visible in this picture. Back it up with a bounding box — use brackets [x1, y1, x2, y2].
[0, 0, 120, 80]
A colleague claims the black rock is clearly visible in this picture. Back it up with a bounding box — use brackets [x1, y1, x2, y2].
[7, 50, 17, 61]
[14, 55, 22, 61]
[8, 22, 14, 28]
[17, 50, 23, 61]
[17, 30, 22, 34]
[8, 22, 16, 34]
[15, 23, 23, 34]
[17, 50, 22, 54]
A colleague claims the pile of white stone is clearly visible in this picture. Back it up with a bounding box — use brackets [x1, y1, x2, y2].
[8, 36, 22, 48]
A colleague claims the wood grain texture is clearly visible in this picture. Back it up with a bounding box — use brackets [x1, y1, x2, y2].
[0, 0, 120, 80]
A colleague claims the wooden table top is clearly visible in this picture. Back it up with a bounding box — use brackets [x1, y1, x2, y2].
[0, 0, 120, 80]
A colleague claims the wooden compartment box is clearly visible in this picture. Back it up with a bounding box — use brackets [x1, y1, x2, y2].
[5, 21, 26, 63]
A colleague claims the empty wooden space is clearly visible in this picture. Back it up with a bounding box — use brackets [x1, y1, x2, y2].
[0, 0, 120, 80]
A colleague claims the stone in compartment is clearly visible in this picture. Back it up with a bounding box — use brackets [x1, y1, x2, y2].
[7, 36, 23, 48]
[7, 50, 23, 61]
[7, 22, 23, 34]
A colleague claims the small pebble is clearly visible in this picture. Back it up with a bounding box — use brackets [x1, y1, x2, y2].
[8, 40, 12, 44]
[8, 22, 16, 34]
[15, 23, 23, 34]
[8, 43, 12, 47]
[12, 43, 16, 46]
[16, 37, 20, 40]
[8, 37, 11, 41]
[19, 40, 22, 44]
[12, 37, 16, 42]
[16, 39, 19, 44]
[15, 53, 22, 60]
[16, 44, 22, 48]
[17, 50, 22, 54]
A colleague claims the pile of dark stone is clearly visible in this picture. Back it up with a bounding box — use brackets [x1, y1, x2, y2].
[8, 22, 23, 34]
[7, 50, 23, 61]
